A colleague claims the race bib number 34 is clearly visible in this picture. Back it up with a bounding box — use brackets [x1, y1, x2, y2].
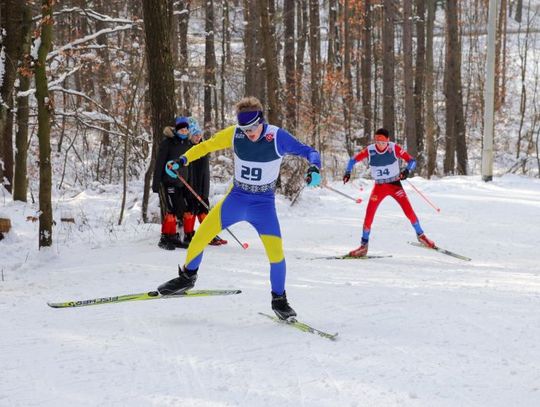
[376, 168, 390, 177]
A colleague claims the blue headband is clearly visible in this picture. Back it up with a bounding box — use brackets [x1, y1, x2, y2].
[237, 111, 263, 126]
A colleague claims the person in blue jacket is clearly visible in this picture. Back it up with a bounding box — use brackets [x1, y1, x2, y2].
[157, 96, 321, 320]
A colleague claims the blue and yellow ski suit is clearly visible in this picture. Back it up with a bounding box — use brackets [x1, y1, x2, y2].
[181, 123, 320, 295]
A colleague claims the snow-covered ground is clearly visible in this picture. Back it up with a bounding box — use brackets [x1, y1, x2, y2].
[1, 175, 540, 407]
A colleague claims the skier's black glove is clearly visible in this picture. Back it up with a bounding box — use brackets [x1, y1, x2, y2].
[305, 165, 321, 187]
[343, 172, 351, 184]
[399, 168, 409, 180]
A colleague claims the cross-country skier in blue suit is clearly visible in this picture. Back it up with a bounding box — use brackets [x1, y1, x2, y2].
[157, 96, 321, 320]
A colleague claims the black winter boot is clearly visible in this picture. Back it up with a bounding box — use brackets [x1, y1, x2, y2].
[170, 233, 189, 248]
[183, 231, 195, 245]
[271, 291, 297, 320]
[157, 266, 198, 295]
[158, 234, 176, 250]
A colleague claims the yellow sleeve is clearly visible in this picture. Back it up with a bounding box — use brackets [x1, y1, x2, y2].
[184, 125, 235, 164]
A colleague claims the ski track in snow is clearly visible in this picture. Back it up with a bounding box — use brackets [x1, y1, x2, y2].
[1, 175, 540, 406]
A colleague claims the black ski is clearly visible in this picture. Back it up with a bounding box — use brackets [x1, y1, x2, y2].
[48, 289, 242, 308]
[408, 241, 471, 261]
[259, 312, 338, 341]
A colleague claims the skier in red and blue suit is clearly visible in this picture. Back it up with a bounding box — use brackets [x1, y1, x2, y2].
[156, 97, 321, 320]
[343, 128, 435, 257]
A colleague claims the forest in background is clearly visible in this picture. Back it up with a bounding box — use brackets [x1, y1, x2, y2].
[0, 0, 539, 247]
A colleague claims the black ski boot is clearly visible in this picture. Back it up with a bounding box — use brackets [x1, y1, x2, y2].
[158, 234, 176, 250]
[271, 291, 297, 320]
[170, 233, 189, 249]
[157, 266, 198, 295]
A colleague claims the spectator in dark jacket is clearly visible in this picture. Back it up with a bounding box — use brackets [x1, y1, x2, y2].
[152, 117, 192, 250]
[183, 119, 227, 246]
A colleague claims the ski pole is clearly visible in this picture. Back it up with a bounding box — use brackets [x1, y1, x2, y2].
[405, 179, 441, 213]
[323, 183, 363, 204]
[290, 184, 306, 206]
[175, 172, 249, 249]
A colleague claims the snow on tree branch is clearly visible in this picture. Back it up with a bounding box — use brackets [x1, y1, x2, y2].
[17, 64, 83, 98]
[47, 7, 135, 25]
[47, 24, 136, 61]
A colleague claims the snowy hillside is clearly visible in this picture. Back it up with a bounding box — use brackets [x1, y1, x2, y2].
[1, 175, 540, 406]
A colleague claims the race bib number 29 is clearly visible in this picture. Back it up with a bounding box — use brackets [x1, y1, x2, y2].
[241, 165, 262, 181]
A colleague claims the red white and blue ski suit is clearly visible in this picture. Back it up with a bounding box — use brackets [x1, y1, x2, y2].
[346, 142, 424, 244]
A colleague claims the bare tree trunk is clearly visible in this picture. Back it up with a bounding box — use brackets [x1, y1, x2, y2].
[260, 0, 282, 126]
[242, 0, 254, 96]
[13, 2, 32, 202]
[95, 0, 113, 182]
[361, 0, 372, 141]
[517, 53, 527, 159]
[442, 0, 467, 175]
[444, 0, 457, 174]
[296, 0, 308, 115]
[372, 5, 382, 127]
[455, 91, 468, 174]
[500, 0, 508, 108]
[403, 0, 417, 156]
[327, 0, 338, 68]
[382, 0, 395, 136]
[343, 0, 354, 153]
[515, 0, 523, 23]
[36, 0, 55, 248]
[74, 0, 93, 110]
[178, 0, 191, 115]
[414, 0, 426, 172]
[204, 0, 216, 137]
[454, 3, 467, 175]
[0, 0, 24, 194]
[308, 0, 321, 148]
[495, 0, 508, 109]
[220, 1, 226, 126]
[141, 0, 177, 222]
[425, 0, 436, 178]
[169, 0, 178, 63]
[284, 0, 296, 132]
[118, 62, 144, 225]
[224, 0, 231, 65]
[243, 0, 264, 100]
[1, 101, 14, 194]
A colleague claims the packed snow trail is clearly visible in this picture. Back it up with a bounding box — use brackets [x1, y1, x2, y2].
[1, 175, 540, 406]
